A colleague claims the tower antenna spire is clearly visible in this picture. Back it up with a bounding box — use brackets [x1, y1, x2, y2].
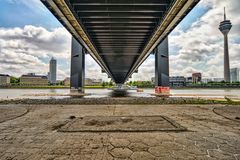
[224, 7, 226, 20]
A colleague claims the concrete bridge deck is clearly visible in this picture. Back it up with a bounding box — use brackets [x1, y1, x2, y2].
[41, 0, 200, 84]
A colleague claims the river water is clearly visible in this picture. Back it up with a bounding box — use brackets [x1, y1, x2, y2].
[0, 88, 240, 100]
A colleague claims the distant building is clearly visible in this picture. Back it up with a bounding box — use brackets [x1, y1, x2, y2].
[85, 78, 93, 86]
[185, 77, 192, 83]
[47, 72, 50, 81]
[20, 73, 48, 85]
[192, 73, 202, 83]
[202, 78, 212, 84]
[49, 57, 57, 84]
[151, 77, 155, 84]
[63, 77, 103, 86]
[230, 68, 239, 82]
[212, 78, 224, 82]
[63, 77, 70, 86]
[0, 74, 10, 85]
[92, 79, 103, 85]
[85, 78, 102, 86]
[169, 76, 185, 87]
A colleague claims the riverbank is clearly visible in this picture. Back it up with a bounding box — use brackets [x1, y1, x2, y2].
[1, 85, 240, 89]
[1, 97, 240, 105]
[1, 88, 240, 101]
[0, 85, 107, 89]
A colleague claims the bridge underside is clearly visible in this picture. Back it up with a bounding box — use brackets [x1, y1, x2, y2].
[42, 0, 199, 84]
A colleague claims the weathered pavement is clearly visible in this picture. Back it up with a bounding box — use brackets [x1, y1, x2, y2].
[0, 104, 239, 160]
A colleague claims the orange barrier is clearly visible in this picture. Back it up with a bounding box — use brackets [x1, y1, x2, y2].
[155, 86, 170, 94]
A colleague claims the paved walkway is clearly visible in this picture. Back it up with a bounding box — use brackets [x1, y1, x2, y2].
[0, 104, 239, 160]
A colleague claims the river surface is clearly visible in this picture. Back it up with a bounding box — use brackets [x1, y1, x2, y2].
[0, 88, 240, 100]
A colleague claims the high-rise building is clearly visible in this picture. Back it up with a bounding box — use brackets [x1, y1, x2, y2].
[49, 57, 57, 84]
[192, 73, 202, 83]
[219, 8, 232, 82]
[230, 68, 240, 82]
[47, 72, 50, 81]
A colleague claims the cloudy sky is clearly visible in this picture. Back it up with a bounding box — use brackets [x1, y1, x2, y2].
[0, 0, 239, 81]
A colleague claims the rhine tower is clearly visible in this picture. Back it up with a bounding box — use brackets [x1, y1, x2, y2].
[219, 8, 232, 82]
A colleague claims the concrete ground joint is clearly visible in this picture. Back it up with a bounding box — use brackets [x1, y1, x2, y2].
[212, 106, 240, 122]
[0, 106, 29, 124]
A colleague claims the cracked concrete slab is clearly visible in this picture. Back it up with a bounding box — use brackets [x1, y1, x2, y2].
[0, 104, 239, 160]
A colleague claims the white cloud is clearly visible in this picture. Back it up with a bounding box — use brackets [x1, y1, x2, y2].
[0, 25, 70, 79]
[0, 25, 108, 80]
[132, 56, 155, 81]
[0, 25, 71, 59]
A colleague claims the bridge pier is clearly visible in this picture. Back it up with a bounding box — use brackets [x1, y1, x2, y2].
[70, 37, 85, 93]
[155, 37, 170, 95]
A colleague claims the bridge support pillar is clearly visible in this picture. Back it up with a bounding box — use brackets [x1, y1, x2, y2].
[155, 37, 169, 95]
[70, 37, 85, 93]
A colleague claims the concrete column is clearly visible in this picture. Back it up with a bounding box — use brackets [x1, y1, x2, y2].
[70, 37, 85, 93]
[224, 34, 230, 82]
[155, 37, 169, 94]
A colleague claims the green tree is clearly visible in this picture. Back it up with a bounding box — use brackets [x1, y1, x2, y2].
[101, 82, 106, 87]
[10, 77, 20, 84]
[129, 81, 132, 86]
[59, 81, 64, 86]
[109, 80, 113, 86]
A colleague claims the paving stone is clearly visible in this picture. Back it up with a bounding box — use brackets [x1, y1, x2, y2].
[130, 151, 155, 160]
[161, 142, 184, 150]
[205, 137, 228, 145]
[148, 146, 171, 157]
[208, 149, 235, 159]
[186, 133, 206, 142]
[109, 148, 133, 158]
[141, 137, 161, 146]
[1, 152, 17, 160]
[38, 154, 56, 160]
[53, 155, 71, 160]
[171, 150, 196, 159]
[154, 155, 174, 160]
[174, 138, 194, 146]
[128, 142, 149, 151]
[194, 156, 217, 160]
[110, 138, 130, 147]
[196, 141, 218, 150]
[234, 154, 240, 160]
[107, 144, 115, 150]
[153, 134, 174, 142]
[219, 144, 240, 154]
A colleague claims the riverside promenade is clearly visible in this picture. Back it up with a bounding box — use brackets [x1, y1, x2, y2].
[0, 97, 239, 160]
